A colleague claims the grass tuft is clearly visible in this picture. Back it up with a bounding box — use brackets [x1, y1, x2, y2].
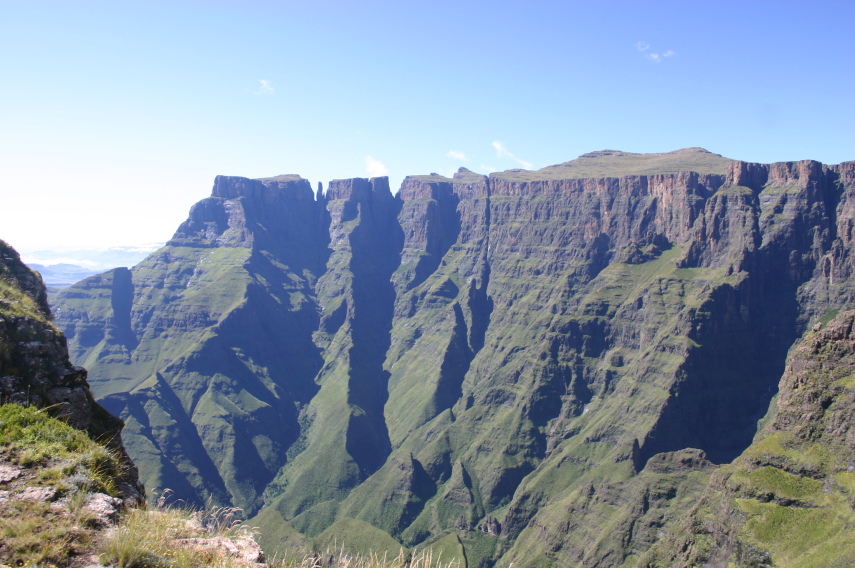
[100, 493, 260, 568]
[267, 547, 460, 568]
[101, 494, 460, 568]
[0, 404, 126, 567]
[0, 404, 121, 493]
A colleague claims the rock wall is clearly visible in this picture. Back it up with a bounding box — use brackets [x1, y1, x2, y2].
[641, 310, 855, 568]
[51, 152, 855, 566]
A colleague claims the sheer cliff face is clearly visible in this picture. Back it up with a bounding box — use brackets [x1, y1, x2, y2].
[53, 150, 855, 567]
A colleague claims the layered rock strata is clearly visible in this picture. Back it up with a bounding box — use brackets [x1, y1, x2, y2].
[52, 149, 855, 566]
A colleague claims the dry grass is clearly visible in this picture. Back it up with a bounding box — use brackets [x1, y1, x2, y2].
[101, 494, 460, 568]
[0, 498, 99, 566]
[268, 548, 460, 568]
[99, 494, 257, 568]
[0, 404, 125, 567]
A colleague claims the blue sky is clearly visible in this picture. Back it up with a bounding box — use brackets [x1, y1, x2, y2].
[2, 0, 854, 253]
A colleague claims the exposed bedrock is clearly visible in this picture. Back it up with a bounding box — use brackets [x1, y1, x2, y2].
[51, 152, 855, 566]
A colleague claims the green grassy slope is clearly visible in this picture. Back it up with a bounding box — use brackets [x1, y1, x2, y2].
[0, 404, 128, 567]
[502, 450, 715, 567]
[54, 177, 328, 514]
[641, 310, 855, 568]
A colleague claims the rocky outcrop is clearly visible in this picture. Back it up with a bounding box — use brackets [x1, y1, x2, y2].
[641, 310, 855, 568]
[0, 403, 262, 567]
[173, 536, 264, 566]
[50, 150, 855, 567]
[0, 240, 144, 502]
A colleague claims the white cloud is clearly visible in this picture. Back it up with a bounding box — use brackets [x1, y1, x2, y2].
[121, 243, 164, 252]
[446, 150, 469, 161]
[254, 79, 275, 95]
[492, 141, 533, 169]
[479, 164, 497, 173]
[636, 42, 675, 63]
[365, 155, 389, 177]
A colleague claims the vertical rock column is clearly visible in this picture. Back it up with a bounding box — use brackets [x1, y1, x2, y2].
[267, 177, 404, 521]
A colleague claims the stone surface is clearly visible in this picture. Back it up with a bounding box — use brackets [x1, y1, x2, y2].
[15, 486, 57, 502]
[0, 461, 23, 484]
[116, 481, 144, 508]
[173, 536, 265, 564]
[83, 492, 123, 527]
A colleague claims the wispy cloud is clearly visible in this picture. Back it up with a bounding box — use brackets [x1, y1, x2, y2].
[492, 141, 533, 169]
[446, 150, 469, 161]
[254, 79, 275, 95]
[365, 156, 388, 177]
[636, 41, 675, 63]
[479, 164, 497, 173]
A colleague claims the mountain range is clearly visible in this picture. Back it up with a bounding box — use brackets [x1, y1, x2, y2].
[48, 148, 855, 567]
[19, 245, 162, 289]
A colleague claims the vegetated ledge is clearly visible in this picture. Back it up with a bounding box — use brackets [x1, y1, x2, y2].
[0, 404, 457, 568]
[0, 403, 268, 568]
[0, 403, 133, 567]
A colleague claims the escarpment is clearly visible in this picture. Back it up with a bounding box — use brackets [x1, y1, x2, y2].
[52, 149, 855, 567]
